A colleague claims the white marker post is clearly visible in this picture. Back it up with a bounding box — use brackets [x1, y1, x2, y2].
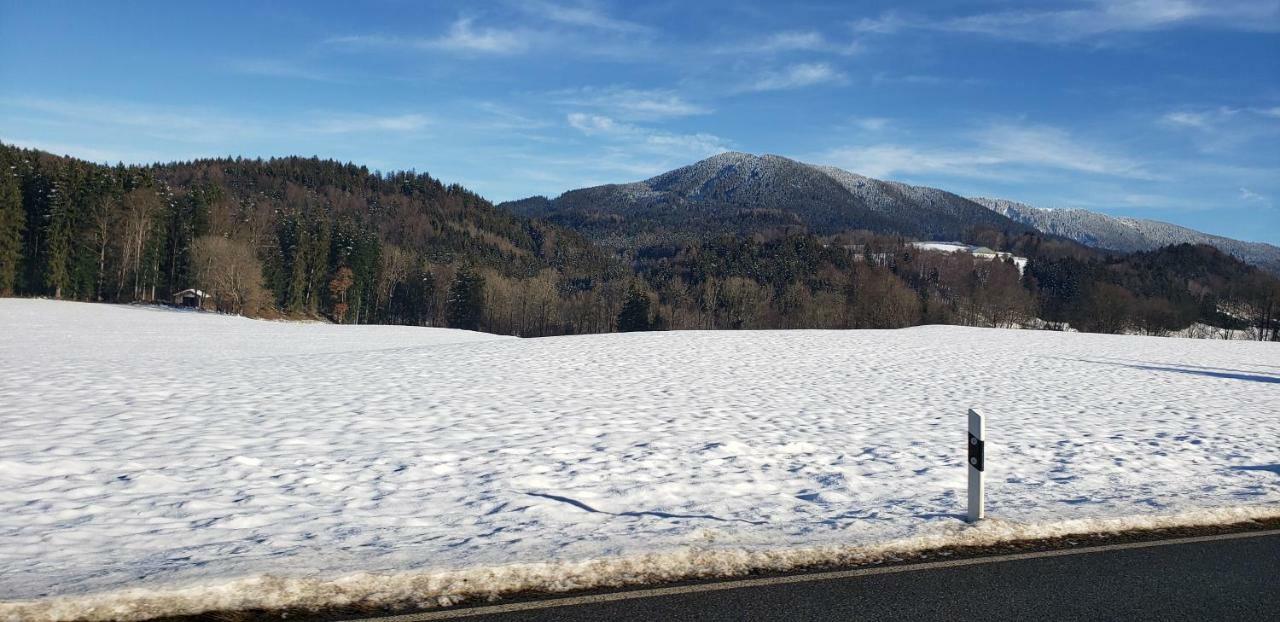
[967, 408, 985, 523]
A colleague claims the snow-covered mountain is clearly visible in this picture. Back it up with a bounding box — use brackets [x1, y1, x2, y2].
[501, 152, 1279, 274]
[972, 197, 1280, 274]
[502, 152, 1031, 247]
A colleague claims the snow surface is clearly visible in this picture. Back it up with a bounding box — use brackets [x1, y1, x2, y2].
[911, 241, 1029, 273]
[2, 299, 1279, 620]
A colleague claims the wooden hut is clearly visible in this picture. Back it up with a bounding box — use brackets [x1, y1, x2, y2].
[172, 289, 207, 308]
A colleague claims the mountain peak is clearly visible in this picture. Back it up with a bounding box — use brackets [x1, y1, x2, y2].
[502, 154, 1027, 246]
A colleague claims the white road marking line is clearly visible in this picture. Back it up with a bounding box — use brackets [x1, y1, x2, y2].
[351, 529, 1280, 621]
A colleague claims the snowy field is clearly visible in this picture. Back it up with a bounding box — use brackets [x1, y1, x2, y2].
[2, 299, 1279, 620]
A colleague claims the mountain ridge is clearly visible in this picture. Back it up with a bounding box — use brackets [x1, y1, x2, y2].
[972, 197, 1280, 274]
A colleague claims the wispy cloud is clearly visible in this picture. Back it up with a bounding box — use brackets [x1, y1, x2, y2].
[466, 102, 553, 131]
[717, 30, 861, 56]
[1162, 105, 1280, 130]
[309, 114, 429, 134]
[1159, 105, 1280, 154]
[870, 73, 986, 87]
[979, 123, 1155, 178]
[522, 1, 649, 33]
[565, 113, 728, 161]
[224, 58, 336, 82]
[819, 144, 999, 180]
[566, 112, 627, 134]
[550, 86, 710, 120]
[816, 122, 1155, 181]
[851, 117, 890, 132]
[851, 13, 909, 35]
[743, 62, 846, 92]
[854, 1, 1280, 44]
[1, 97, 245, 143]
[1240, 187, 1273, 209]
[2, 96, 431, 144]
[326, 4, 654, 59]
[328, 18, 532, 55]
[0, 137, 164, 164]
[1163, 110, 1215, 129]
[432, 17, 530, 53]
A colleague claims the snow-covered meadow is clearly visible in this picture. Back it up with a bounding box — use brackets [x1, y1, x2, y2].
[2, 299, 1278, 619]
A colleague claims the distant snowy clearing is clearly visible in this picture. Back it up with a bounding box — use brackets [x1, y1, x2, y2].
[1, 299, 1278, 620]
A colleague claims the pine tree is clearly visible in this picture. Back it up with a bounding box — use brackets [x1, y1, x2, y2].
[43, 172, 74, 299]
[0, 166, 23, 294]
[446, 266, 485, 331]
[617, 286, 652, 332]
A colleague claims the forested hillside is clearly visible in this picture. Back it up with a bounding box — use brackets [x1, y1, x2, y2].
[0, 143, 625, 335]
[1, 143, 1276, 340]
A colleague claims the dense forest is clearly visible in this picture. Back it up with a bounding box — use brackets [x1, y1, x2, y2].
[1, 143, 1277, 341]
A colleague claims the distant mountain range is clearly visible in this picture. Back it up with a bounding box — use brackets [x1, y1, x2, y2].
[971, 197, 1280, 275]
[502, 152, 1280, 274]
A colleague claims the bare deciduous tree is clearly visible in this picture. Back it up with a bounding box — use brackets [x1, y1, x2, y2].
[192, 235, 269, 315]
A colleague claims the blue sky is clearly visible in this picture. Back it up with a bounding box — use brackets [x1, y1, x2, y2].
[2, 1, 1278, 243]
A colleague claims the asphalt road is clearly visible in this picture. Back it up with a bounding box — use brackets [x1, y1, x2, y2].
[356, 530, 1280, 622]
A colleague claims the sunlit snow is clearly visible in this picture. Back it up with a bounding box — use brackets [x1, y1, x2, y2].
[1, 299, 1277, 619]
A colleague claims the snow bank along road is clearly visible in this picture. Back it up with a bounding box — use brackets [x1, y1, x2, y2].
[381, 530, 1280, 622]
[1, 299, 1278, 620]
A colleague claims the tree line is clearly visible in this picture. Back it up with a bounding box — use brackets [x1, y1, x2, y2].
[1, 143, 1276, 341]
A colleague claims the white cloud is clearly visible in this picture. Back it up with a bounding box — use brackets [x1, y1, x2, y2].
[853, 117, 890, 132]
[225, 59, 334, 82]
[1, 97, 245, 143]
[815, 122, 1155, 181]
[564, 113, 728, 161]
[641, 132, 727, 155]
[567, 112, 626, 135]
[1161, 107, 1250, 131]
[0, 137, 165, 164]
[551, 86, 710, 120]
[1240, 187, 1270, 205]
[466, 102, 553, 131]
[851, 13, 908, 35]
[977, 123, 1155, 179]
[327, 19, 531, 55]
[524, 1, 649, 33]
[326, 5, 656, 59]
[1159, 106, 1280, 155]
[744, 63, 846, 92]
[2, 97, 430, 145]
[870, 73, 986, 87]
[431, 18, 530, 54]
[1162, 111, 1212, 129]
[854, 1, 1280, 43]
[718, 30, 862, 56]
[309, 114, 430, 134]
[819, 144, 999, 179]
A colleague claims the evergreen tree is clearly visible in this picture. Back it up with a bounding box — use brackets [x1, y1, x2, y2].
[43, 172, 74, 299]
[446, 266, 485, 330]
[617, 286, 653, 332]
[0, 166, 23, 294]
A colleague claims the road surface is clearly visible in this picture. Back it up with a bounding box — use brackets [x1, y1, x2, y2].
[350, 530, 1280, 622]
